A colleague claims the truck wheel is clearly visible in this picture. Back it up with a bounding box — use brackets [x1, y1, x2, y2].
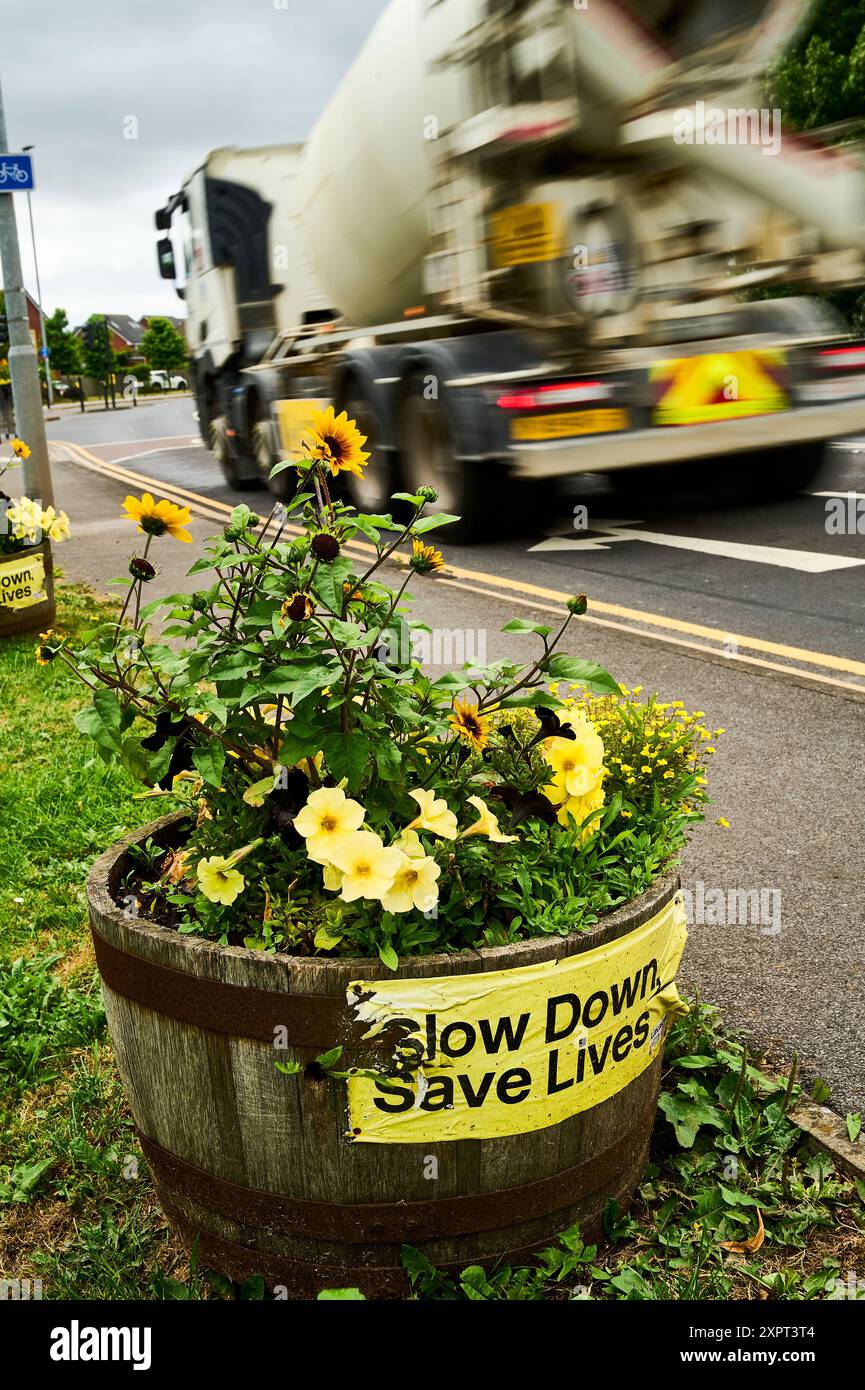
[253, 420, 293, 501]
[341, 396, 395, 513]
[398, 382, 495, 543]
[210, 417, 260, 491]
[735, 444, 826, 498]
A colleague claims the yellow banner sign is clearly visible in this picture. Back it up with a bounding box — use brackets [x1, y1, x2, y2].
[347, 893, 687, 1143]
[0, 552, 46, 610]
[491, 201, 564, 268]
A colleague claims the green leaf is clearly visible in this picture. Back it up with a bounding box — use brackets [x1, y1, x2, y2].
[242, 772, 279, 807]
[500, 689, 564, 709]
[317, 1288, 366, 1300]
[322, 731, 369, 791]
[191, 741, 226, 788]
[501, 618, 552, 636]
[314, 556, 355, 614]
[544, 655, 619, 694]
[378, 942, 399, 972]
[316, 1046, 344, 1069]
[289, 662, 342, 708]
[314, 925, 344, 950]
[375, 739, 402, 782]
[846, 1113, 862, 1144]
[327, 620, 365, 647]
[73, 688, 123, 757]
[269, 458, 300, 479]
[413, 512, 459, 534]
[658, 1091, 725, 1148]
[275, 1059, 303, 1076]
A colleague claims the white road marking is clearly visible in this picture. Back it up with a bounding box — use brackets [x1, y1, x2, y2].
[530, 522, 865, 573]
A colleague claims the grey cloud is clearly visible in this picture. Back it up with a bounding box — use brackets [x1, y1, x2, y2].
[2, 0, 389, 324]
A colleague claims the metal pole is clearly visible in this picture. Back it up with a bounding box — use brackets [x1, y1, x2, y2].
[22, 145, 52, 409]
[0, 78, 53, 507]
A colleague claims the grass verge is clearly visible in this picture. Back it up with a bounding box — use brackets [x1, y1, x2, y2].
[1, 584, 863, 1300]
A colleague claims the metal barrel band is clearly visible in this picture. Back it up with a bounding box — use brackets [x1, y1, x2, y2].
[159, 1195, 621, 1300]
[138, 1122, 647, 1244]
[90, 922, 390, 1052]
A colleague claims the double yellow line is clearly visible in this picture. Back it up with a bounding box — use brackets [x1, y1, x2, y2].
[57, 439, 865, 698]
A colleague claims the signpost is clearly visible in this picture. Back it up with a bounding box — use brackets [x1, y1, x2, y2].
[21, 146, 52, 407]
[0, 77, 55, 635]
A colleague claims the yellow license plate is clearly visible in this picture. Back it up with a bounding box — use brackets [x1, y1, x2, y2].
[650, 350, 788, 426]
[511, 408, 629, 441]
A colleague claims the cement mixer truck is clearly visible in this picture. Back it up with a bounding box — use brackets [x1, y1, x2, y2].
[156, 0, 865, 540]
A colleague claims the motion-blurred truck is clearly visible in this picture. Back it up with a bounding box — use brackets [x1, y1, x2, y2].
[155, 0, 865, 539]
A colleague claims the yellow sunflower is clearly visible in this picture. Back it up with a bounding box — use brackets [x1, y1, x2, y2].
[122, 492, 193, 543]
[449, 699, 491, 754]
[303, 407, 370, 479]
[10, 437, 30, 459]
[410, 539, 444, 574]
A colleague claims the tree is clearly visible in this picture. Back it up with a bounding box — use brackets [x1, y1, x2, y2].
[81, 314, 115, 388]
[44, 308, 82, 378]
[766, 1, 865, 129]
[141, 317, 187, 374]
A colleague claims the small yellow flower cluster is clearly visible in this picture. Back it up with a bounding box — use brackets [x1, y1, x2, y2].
[294, 785, 517, 916]
[566, 688, 724, 809]
[540, 708, 605, 836]
[4, 496, 71, 545]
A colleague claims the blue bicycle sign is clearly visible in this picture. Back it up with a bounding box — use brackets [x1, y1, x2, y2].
[0, 154, 34, 190]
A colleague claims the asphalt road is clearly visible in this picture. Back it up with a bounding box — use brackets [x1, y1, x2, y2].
[47, 400, 865, 1114]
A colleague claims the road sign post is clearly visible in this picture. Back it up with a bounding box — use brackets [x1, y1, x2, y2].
[0, 78, 55, 633]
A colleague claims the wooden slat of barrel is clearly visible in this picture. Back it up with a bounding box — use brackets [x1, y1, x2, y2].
[89, 813, 677, 1294]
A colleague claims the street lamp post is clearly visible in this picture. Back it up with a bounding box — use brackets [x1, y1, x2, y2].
[21, 144, 52, 408]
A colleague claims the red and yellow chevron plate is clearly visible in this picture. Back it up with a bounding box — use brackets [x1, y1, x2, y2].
[650, 349, 788, 426]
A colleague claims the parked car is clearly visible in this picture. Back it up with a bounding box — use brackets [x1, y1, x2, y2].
[149, 370, 187, 390]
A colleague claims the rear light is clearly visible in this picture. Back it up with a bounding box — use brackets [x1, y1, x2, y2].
[496, 380, 612, 409]
[817, 346, 865, 369]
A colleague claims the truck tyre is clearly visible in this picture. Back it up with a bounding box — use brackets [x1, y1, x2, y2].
[253, 420, 293, 501]
[340, 395, 395, 513]
[397, 379, 498, 543]
[733, 443, 826, 499]
[210, 416, 259, 491]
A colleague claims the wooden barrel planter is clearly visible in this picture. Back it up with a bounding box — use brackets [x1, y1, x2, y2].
[88, 812, 682, 1298]
[0, 541, 54, 637]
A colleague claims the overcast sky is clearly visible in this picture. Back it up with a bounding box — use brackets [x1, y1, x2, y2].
[2, 0, 389, 327]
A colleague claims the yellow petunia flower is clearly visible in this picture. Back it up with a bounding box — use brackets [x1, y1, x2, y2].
[196, 855, 246, 906]
[294, 786, 365, 864]
[459, 795, 519, 844]
[544, 728, 604, 799]
[406, 788, 458, 840]
[122, 492, 193, 543]
[327, 830, 403, 903]
[381, 852, 441, 914]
